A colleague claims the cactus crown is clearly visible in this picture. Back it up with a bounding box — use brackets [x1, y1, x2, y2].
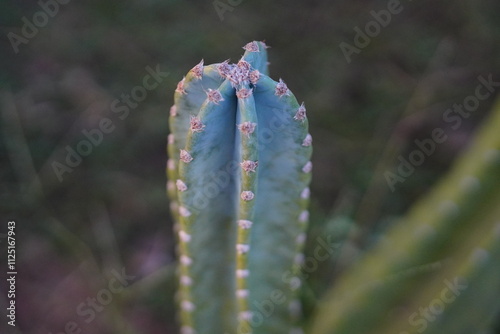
[167, 41, 312, 334]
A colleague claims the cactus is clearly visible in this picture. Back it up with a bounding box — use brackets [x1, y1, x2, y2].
[309, 97, 500, 334]
[167, 41, 312, 334]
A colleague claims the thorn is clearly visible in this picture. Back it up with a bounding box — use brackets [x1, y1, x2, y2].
[170, 105, 177, 117]
[238, 219, 253, 229]
[294, 253, 305, 265]
[236, 289, 249, 298]
[217, 60, 233, 79]
[176, 179, 188, 192]
[243, 41, 260, 52]
[191, 59, 204, 80]
[249, 70, 260, 85]
[240, 160, 258, 173]
[302, 161, 312, 173]
[236, 244, 250, 254]
[206, 88, 224, 104]
[294, 103, 307, 122]
[180, 326, 196, 334]
[296, 233, 307, 244]
[181, 300, 195, 312]
[302, 133, 312, 147]
[179, 230, 191, 242]
[180, 255, 193, 266]
[237, 122, 257, 137]
[238, 311, 253, 321]
[180, 275, 193, 286]
[275, 79, 290, 97]
[179, 206, 192, 217]
[176, 77, 186, 95]
[236, 269, 250, 278]
[260, 41, 270, 49]
[241, 191, 255, 201]
[299, 210, 309, 223]
[300, 187, 310, 199]
[190, 115, 206, 132]
[167, 159, 176, 170]
[180, 150, 193, 163]
[237, 59, 251, 72]
[167, 180, 175, 192]
[168, 134, 175, 145]
[236, 87, 253, 99]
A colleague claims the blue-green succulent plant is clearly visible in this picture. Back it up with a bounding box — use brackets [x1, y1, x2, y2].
[167, 41, 312, 334]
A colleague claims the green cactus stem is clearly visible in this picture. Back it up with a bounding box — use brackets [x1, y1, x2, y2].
[167, 41, 312, 334]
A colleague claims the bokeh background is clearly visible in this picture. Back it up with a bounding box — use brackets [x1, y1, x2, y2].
[1, 0, 500, 333]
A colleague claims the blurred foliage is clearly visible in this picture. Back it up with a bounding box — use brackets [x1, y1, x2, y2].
[1, 0, 500, 333]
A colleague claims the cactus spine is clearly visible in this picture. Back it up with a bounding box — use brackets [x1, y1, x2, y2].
[168, 41, 312, 334]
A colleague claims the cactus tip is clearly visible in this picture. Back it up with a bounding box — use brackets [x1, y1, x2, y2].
[243, 41, 260, 52]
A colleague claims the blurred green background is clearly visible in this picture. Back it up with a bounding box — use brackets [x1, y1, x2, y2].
[1, 0, 500, 333]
